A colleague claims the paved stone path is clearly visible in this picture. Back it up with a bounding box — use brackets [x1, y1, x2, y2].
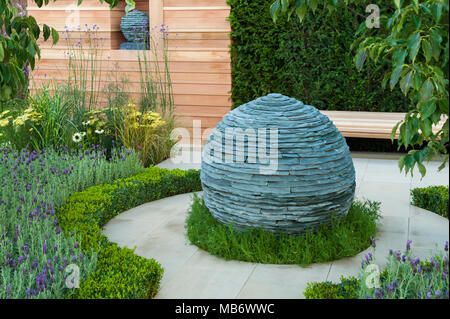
[102, 155, 449, 299]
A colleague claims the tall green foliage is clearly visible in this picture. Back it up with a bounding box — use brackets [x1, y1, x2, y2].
[270, 0, 449, 177]
[0, 0, 58, 102]
[227, 0, 410, 112]
[0, 0, 135, 102]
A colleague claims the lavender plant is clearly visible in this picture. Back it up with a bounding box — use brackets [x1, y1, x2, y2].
[0, 145, 144, 298]
[359, 240, 449, 299]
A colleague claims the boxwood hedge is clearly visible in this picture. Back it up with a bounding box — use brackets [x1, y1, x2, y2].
[57, 167, 202, 298]
[411, 185, 449, 219]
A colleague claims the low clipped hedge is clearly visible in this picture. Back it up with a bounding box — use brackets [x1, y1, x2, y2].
[411, 185, 449, 219]
[57, 167, 202, 298]
[303, 276, 360, 299]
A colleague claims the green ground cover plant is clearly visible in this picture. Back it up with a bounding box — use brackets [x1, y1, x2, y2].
[186, 195, 381, 266]
[411, 185, 449, 218]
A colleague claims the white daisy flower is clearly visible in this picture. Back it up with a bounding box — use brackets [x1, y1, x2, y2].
[81, 132, 86, 137]
[72, 132, 83, 143]
[95, 129, 104, 134]
[82, 120, 90, 126]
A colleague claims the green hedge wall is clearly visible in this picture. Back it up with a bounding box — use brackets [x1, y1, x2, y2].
[411, 185, 449, 219]
[227, 0, 410, 112]
[57, 167, 202, 298]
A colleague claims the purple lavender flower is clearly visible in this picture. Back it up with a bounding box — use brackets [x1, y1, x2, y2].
[370, 236, 376, 248]
[406, 240, 412, 252]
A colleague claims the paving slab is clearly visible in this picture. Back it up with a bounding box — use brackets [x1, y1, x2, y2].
[326, 250, 370, 283]
[409, 206, 449, 250]
[237, 263, 331, 299]
[156, 249, 256, 299]
[356, 181, 411, 217]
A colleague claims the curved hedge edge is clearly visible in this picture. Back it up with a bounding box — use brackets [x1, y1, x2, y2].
[411, 185, 449, 219]
[57, 167, 202, 299]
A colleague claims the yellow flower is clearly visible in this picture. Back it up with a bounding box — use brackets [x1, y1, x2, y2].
[0, 133, 3, 137]
[13, 117, 25, 126]
[0, 119, 9, 127]
[0, 110, 10, 117]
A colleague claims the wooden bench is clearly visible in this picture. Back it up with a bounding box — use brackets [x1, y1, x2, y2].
[176, 110, 447, 143]
[322, 111, 446, 139]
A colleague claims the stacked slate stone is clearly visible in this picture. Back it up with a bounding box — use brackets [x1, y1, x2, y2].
[119, 10, 149, 50]
[201, 93, 356, 234]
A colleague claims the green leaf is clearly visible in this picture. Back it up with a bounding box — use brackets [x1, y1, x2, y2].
[296, 1, 308, 22]
[430, 29, 442, 60]
[430, 3, 443, 22]
[412, 71, 422, 90]
[394, 0, 401, 9]
[418, 163, 426, 178]
[422, 39, 432, 62]
[392, 49, 407, 67]
[309, 0, 319, 13]
[355, 21, 366, 36]
[51, 27, 59, 45]
[438, 99, 449, 115]
[421, 101, 436, 120]
[407, 33, 421, 62]
[400, 71, 413, 95]
[355, 49, 367, 71]
[270, 1, 281, 23]
[281, 0, 289, 12]
[438, 155, 449, 171]
[125, 0, 135, 14]
[404, 154, 415, 169]
[391, 121, 402, 141]
[390, 65, 403, 89]
[420, 79, 433, 103]
[398, 156, 405, 172]
[43, 24, 50, 41]
[381, 72, 390, 90]
[413, 149, 423, 164]
[419, 118, 432, 138]
[0, 43, 4, 63]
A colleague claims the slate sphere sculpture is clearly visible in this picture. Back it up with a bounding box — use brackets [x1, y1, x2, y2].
[201, 93, 356, 234]
[120, 9, 149, 50]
